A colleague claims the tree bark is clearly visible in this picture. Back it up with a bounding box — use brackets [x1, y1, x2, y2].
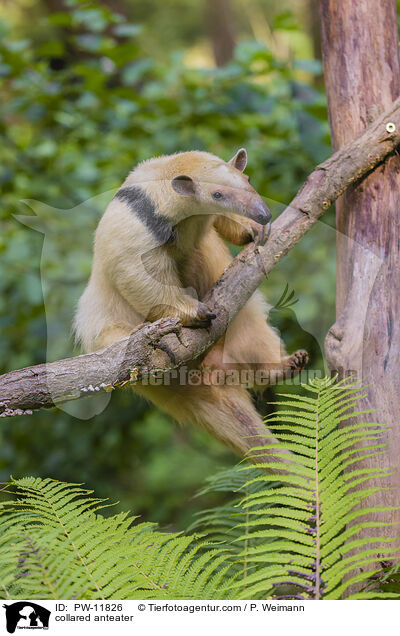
[1, 96, 400, 418]
[321, 0, 400, 544]
[205, 0, 236, 66]
[308, 0, 322, 62]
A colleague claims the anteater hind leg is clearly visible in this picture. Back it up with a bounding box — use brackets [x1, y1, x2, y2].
[201, 291, 309, 387]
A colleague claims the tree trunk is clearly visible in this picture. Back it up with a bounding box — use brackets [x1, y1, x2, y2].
[321, 0, 400, 549]
[205, 0, 236, 66]
[308, 0, 322, 61]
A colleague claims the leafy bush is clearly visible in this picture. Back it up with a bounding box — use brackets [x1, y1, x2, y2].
[1, 378, 398, 600]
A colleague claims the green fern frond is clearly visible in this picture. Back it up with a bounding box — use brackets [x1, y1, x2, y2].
[0, 477, 236, 600]
[232, 376, 399, 600]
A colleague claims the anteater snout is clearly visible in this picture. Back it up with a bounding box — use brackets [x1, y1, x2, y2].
[251, 200, 272, 225]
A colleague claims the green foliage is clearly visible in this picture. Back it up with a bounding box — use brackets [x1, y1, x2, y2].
[0, 378, 398, 600]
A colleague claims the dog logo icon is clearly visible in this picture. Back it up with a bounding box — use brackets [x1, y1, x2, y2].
[3, 602, 50, 633]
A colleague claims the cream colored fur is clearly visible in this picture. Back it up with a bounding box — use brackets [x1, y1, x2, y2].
[74, 150, 297, 457]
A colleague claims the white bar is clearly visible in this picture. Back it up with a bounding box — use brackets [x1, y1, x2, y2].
[1, 599, 398, 636]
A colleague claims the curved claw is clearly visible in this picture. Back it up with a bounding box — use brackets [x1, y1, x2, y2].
[255, 220, 271, 246]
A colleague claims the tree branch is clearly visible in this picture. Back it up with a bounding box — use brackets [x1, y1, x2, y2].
[2, 97, 400, 417]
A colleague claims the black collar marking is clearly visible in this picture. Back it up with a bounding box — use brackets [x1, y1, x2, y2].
[114, 186, 175, 245]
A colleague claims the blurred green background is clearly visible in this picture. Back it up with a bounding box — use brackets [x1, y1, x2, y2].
[0, 0, 335, 529]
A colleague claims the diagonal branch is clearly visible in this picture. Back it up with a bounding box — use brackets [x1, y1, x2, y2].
[1, 97, 400, 417]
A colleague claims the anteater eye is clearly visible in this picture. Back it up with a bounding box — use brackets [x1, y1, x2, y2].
[213, 191, 223, 199]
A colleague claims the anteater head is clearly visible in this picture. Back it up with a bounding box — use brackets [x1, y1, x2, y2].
[170, 148, 272, 226]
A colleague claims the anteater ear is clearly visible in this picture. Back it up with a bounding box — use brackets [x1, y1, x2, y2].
[228, 148, 247, 172]
[171, 175, 196, 197]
